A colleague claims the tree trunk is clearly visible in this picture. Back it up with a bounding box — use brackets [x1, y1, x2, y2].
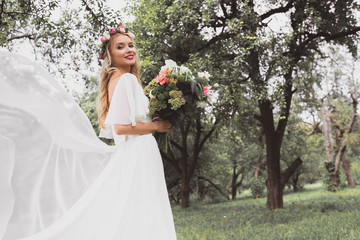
[321, 98, 336, 162]
[180, 175, 190, 208]
[173, 115, 219, 208]
[266, 178, 283, 209]
[254, 131, 265, 179]
[195, 178, 207, 201]
[329, 173, 340, 187]
[342, 156, 355, 187]
[231, 170, 244, 200]
[292, 171, 299, 192]
[265, 141, 283, 209]
[231, 166, 238, 200]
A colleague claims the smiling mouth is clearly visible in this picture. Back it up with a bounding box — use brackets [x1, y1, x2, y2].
[125, 55, 134, 60]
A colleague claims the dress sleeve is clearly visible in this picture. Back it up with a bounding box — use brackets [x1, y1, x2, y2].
[104, 73, 138, 127]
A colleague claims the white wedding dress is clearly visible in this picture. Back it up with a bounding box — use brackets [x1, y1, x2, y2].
[0, 51, 177, 240]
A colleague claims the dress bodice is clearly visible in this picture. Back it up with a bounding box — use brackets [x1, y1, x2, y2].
[99, 73, 151, 145]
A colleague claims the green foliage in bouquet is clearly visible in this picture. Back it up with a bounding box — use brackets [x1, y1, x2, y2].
[168, 90, 186, 110]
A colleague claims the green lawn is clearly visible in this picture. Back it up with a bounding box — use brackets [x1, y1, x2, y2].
[172, 184, 360, 240]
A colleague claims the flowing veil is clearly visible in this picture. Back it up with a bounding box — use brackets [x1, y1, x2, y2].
[0, 51, 115, 239]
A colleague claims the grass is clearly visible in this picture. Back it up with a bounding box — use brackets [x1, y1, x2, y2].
[172, 184, 360, 240]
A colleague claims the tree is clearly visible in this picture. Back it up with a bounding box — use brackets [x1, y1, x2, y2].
[129, 0, 236, 208]
[159, 109, 221, 207]
[0, 0, 122, 85]
[240, 0, 360, 209]
[321, 93, 359, 189]
[197, 111, 261, 201]
[314, 46, 360, 189]
[129, 0, 360, 209]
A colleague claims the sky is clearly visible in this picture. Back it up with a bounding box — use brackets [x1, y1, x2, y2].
[108, 0, 127, 11]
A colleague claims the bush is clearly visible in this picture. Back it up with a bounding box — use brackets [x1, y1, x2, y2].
[351, 161, 360, 185]
[250, 177, 266, 198]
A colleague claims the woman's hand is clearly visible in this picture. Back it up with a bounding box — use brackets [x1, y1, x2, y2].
[154, 119, 171, 133]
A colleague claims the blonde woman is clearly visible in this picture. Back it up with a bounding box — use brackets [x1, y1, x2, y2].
[0, 25, 176, 239]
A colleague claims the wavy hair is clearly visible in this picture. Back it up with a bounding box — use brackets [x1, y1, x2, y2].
[97, 32, 141, 129]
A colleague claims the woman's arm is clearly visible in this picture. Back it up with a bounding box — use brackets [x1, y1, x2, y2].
[114, 120, 170, 135]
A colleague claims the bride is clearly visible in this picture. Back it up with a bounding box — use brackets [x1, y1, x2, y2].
[0, 25, 177, 239]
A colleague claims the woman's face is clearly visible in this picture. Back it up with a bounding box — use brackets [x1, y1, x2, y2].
[110, 34, 136, 71]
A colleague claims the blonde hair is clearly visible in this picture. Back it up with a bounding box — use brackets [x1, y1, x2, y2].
[97, 32, 141, 129]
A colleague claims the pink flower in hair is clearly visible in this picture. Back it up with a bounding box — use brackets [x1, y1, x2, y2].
[119, 26, 126, 33]
[128, 32, 135, 39]
[119, 24, 125, 28]
[99, 56, 104, 60]
[100, 37, 106, 43]
[110, 28, 116, 34]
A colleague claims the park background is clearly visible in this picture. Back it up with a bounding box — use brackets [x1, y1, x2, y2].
[1, 0, 360, 239]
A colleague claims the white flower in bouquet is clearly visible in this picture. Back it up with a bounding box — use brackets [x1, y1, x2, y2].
[196, 101, 207, 108]
[164, 59, 178, 71]
[198, 71, 211, 80]
[179, 65, 191, 75]
[207, 90, 216, 103]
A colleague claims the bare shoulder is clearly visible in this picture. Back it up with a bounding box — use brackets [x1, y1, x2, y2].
[108, 73, 137, 100]
[108, 74, 122, 102]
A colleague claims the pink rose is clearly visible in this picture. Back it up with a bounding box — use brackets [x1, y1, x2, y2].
[99, 56, 103, 60]
[110, 28, 116, 34]
[100, 37, 106, 43]
[203, 86, 209, 96]
[119, 24, 125, 28]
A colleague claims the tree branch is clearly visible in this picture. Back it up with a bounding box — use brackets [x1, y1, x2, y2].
[161, 149, 181, 175]
[235, 173, 245, 189]
[198, 176, 230, 200]
[7, 33, 36, 42]
[198, 32, 233, 52]
[280, 157, 303, 187]
[320, 27, 360, 41]
[290, 27, 360, 60]
[188, 115, 203, 181]
[81, 0, 102, 26]
[170, 139, 183, 152]
[199, 120, 218, 151]
[0, 0, 5, 26]
[219, 0, 229, 19]
[260, 0, 295, 21]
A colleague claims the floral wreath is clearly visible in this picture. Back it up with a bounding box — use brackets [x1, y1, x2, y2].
[98, 24, 135, 60]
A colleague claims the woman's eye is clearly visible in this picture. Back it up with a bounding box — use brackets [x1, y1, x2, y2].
[117, 46, 123, 49]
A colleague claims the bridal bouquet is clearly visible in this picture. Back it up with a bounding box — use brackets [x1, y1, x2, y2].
[144, 60, 210, 122]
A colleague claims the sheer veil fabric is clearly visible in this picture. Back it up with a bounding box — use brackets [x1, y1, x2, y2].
[0, 51, 177, 239]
